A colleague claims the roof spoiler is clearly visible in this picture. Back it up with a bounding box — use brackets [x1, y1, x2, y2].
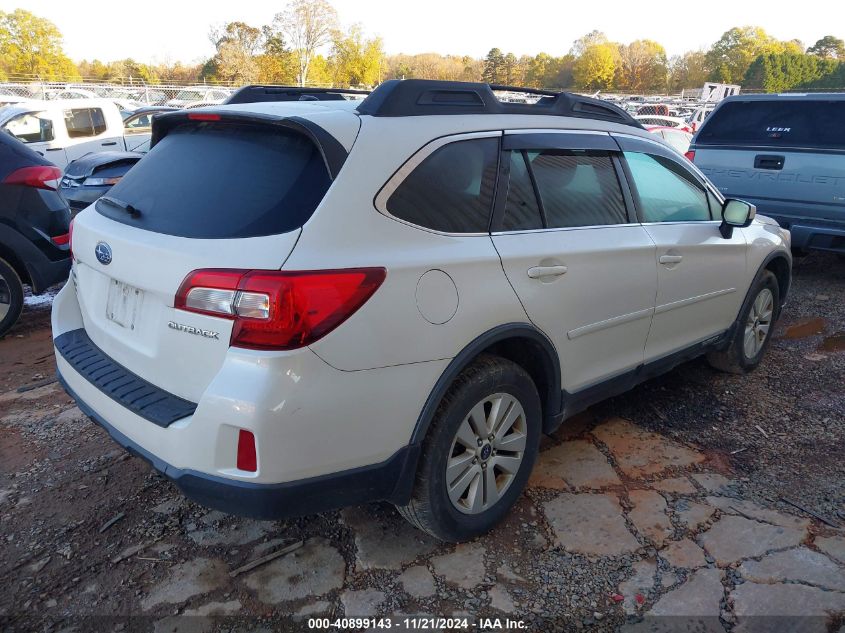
[224, 85, 371, 105]
[150, 110, 349, 179]
[356, 79, 642, 128]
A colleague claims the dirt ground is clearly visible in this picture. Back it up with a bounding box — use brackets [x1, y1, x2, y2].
[0, 253, 843, 633]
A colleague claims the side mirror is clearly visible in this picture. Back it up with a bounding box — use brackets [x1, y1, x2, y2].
[720, 198, 756, 238]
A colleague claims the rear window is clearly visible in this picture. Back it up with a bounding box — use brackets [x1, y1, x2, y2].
[98, 122, 331, 238]
[386, 138, 499, 233]
[698, 99, 845, 149]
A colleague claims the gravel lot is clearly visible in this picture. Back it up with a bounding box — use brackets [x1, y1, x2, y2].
[0, 252, 843, 632]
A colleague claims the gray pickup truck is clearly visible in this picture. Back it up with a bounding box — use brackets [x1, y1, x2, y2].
[689, 93, 845, 254]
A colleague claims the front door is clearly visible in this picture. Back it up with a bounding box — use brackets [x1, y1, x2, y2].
[491, 131, 657, 393]
[615, 134, 747, 363]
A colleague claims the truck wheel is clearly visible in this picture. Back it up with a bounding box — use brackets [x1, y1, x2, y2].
[707, 271, 779, 375]
[397, 355, 541, 542]
[0, 257, 24, 338]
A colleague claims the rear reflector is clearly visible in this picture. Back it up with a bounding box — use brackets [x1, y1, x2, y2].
[3, 165, 62, 190]
[237, 429, 257, 472]
[175, 268, 386, 350]
[187, 113, 221, 121]
[51, 233, 70, 246]
[684, 150, 695, 162]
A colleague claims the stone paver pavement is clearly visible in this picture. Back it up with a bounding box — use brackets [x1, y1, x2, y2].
[125, 415, 845, 631]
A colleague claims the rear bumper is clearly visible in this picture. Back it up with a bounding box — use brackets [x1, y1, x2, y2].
[733, 198, 845, 253]
[51, 279, 442, 518]
[57, 369, 417, 519]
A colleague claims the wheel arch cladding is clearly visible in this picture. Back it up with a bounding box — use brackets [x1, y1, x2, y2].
[410, 323, 562, 447]
[763, 254, 790, 316]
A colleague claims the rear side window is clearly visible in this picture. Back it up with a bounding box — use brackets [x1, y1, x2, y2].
[64, 108, 106, 138]
[698, 100, 845, 149]
[387, 138, 499, 233]
[529, 150, 627, 228]
[98, 123, 331, 238]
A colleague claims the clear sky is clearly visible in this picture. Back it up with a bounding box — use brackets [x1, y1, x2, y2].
[20, 0, 840, 64]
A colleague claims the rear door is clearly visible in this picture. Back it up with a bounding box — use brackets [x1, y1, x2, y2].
[491, 131, 657, 393]
[692, 98, 845, 225]
[122, 111, 154, 152]
[615, 133, 746, 362]
[69, 114, 351, 402]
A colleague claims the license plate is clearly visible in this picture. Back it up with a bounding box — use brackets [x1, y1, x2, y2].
[106, 279, 143, 330]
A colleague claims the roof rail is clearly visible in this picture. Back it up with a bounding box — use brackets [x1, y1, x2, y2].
[225, 85, 371, 105]
[356, 79, 642, 128]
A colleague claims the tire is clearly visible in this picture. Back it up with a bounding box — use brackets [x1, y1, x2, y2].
[396, 354, 541, 542]
[706, 270, 779, 375]
[0, 257, 24, 338]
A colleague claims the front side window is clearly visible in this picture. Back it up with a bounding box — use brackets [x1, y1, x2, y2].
[64, 108, 106, 138]
[529, 149, 627, 228]
[124, 113, 153, 132]
[3, 112, 54, 143]
[502, 151, 542, 231]
[624, 152, 711, 223]
[386, 137, 499, 233]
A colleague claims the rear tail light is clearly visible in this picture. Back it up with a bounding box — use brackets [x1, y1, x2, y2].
[51, 233, 70, 246]
[3, 165, 62, 190]
[174, 268, 386, 350]
[684, 150, 695, 162]
[237, 429, 257, 472]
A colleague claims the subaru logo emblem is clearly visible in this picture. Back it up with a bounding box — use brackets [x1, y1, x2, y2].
[95, 242, 112, 265]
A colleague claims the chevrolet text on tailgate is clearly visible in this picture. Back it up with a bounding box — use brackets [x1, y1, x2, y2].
[689, 93, 845, 255]
[52, 80, 792, 542]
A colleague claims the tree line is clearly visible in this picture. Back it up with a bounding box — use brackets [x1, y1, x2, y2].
[2, 4, 845, 93]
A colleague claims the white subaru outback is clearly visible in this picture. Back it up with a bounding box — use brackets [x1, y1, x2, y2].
[53, 80, 791, 542]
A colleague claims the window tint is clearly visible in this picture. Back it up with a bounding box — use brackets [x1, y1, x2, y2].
[502, 151, 542, 231]
[528, 150, 627, 228]
[625, 152, 711, 223]
[64, 108, 105, 138]
[698, 100, 845, 149]
[124, 113, 153, 132]
[387, 138, 498, 233]
[98, 123, 331, 239]
[4, 112, 54, 143]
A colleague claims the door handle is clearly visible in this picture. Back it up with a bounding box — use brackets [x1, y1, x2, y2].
[754, 154, 785, 170]
[527, 265, 568, 279]
[659, 255, 683, 265]
[101, 141, 117, 146]
[46, 147, 63, 152]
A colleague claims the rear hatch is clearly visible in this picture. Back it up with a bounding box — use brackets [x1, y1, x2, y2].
[692, 97, 845, 222]
[69, 110, 357, 402]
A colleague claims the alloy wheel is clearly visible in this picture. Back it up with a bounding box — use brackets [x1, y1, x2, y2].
[445, 393, 527, 515]
[743, 287, 774, 359]
[0, 272, 11, 321]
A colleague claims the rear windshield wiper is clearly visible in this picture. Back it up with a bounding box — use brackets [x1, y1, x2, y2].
[97, 195, 142, 218]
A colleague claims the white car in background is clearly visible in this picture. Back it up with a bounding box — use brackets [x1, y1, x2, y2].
[634, 115, 693, 132]
[45, 88, 102, 101]
[645, 125, 694, 155]
[166, 87, 230, 107]
[0, 99, 149, 168]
